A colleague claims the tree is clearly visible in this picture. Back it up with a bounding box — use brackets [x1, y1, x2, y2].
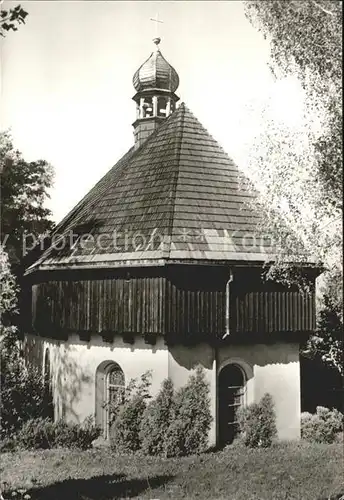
[140, 378, 175, 456]
[304, 269, 343, 375]
[0, 244, 18, 327]
[0, 131, 54, 267]
[0, 3, 28, 37]
[243, 1, 342, 370]
[244, 0, 342, 208]
[0, 4, 54, 441]
[242, 0, 342, 276]
[0, 245, 48, 438]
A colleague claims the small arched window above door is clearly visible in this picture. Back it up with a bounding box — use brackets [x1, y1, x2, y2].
[95, 361, 125, 439]
[218, 363, 246, 446]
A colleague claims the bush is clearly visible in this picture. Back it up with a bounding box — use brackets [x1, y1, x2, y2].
[237, 393, 277, 448]
[0, 435, 19, 452]
[301, 406, 343, 443]
[164, 366, 212, 457]
[110, 372, 152, 453]
[14, 416, 100, 450]
[0, 329, 52, 439]
[140, 378, 174, 456]
[53, 416, 101, 449]
[15, 417, 54, 449]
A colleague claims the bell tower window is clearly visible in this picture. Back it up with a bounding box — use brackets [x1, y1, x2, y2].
[141, 97, 153, 118]
[158, 97, 168, 117]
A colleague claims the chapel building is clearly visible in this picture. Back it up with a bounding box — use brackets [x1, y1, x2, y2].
[24, 38, 317, 446]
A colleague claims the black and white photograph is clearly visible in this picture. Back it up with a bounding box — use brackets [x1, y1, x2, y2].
[0, 1, 342, 499]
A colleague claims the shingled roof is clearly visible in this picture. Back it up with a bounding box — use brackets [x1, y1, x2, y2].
[27, 104, 276, 273]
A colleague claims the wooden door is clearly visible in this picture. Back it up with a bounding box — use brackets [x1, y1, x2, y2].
[218, 364, 245, 446]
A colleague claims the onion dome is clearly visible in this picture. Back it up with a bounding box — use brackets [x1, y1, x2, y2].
[133, 38, 179, 93]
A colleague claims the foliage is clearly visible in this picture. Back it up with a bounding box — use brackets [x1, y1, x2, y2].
[110, 367, 211, 457]
[110, 371, 152, 453]
[4, 416, 101, 451]
[0, 243, 52, 441]
[139, 378, 175, 456]
[11, 418, 55, 450]
[243, 0, 343, 372]
[1, 487, 31, 500]
[303, 269, 343, 375]
[0, 131, 54, 266]
[301, 406, 343, 443]
[0, 4, 28, 37]
[237, 393, 277, 448]
[0, 244, 18, 323]
[0, 329, 51, 439]
[0, 143, 54, 440]
[52, 416, 101, 450]
[242, 1, 342, 278]
[164, 366, 212, 457]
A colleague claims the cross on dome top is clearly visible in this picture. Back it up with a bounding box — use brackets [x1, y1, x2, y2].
[150, 12, 164, 42]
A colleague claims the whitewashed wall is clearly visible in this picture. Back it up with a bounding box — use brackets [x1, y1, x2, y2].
[24, 333, 169, 423]
[24, 334, 300, 443]
[217, 342, 301, 440]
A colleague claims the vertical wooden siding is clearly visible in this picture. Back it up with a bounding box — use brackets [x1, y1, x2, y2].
[232, 284, 315, 334]
[165, 279, 226, 340]
[31, 267, 316, 340]
[32, 276, 166, 335]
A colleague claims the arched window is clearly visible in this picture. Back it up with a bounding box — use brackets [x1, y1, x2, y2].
[95, 361, 125, 439]
[218, 364, 246, 446]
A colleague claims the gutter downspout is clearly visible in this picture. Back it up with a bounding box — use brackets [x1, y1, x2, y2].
[223, 268, 234, 339]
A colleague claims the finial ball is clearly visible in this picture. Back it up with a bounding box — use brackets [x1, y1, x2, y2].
[153, 37, 161, 45]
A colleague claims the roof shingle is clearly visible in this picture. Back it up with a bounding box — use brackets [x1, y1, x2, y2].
[27, 104, 275, 273]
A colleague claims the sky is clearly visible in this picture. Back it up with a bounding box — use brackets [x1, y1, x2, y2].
[1, 0, 303, 222]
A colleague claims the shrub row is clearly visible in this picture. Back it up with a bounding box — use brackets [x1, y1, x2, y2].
[110, 366, 213, 457]
[109, 374, 279, 454]
[4, 359, 341, 455]
[109, 371, 280, 453]
[1, 416, 100, 451]
[237, 398, 343, 447]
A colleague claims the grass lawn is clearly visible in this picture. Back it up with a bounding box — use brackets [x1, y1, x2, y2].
[1, 441, 343, 500]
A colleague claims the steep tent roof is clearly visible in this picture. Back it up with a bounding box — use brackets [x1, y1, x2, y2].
[26, 104, 276, 273]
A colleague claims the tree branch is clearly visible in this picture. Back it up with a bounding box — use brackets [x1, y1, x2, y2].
[312, 0, 336, 16]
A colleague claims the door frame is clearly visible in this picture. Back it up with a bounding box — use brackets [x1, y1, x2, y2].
[217, 358, 252, 447]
